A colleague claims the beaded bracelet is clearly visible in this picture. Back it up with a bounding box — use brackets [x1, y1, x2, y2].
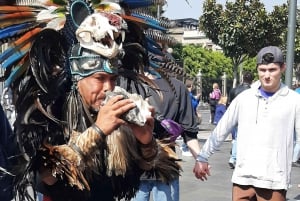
[91, 124, 106, 139]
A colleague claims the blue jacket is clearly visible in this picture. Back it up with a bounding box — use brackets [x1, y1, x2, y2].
[189, 92, 200, 113]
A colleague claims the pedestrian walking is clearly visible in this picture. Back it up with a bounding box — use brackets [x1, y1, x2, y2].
[196, 46, 300, 201]
[213, 96, 227, 125]
[208, 83, 221, 124]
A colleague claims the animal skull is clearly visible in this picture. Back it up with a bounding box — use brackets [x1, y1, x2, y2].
[76, 12, 126, 59]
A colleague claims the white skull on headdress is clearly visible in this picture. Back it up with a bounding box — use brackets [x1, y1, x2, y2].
[76, 12, 127, 59]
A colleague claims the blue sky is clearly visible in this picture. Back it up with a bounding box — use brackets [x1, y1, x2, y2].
[163, 0, 290, 20]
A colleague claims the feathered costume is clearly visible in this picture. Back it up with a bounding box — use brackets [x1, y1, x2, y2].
[0, 0, 185, 201]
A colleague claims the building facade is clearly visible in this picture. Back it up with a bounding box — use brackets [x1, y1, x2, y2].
[168, 18, 222, 51]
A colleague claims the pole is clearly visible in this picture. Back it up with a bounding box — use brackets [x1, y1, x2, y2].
[196, 70, 202, 96]
[285, 0, 297, 88]
[222, 72, 227, 96]
[157, 4, 161, 18]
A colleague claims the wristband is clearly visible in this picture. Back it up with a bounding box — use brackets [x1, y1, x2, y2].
[92, 124, 106, 139]
[195, 154, 208, 163]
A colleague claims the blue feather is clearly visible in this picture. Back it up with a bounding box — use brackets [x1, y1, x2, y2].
[147, 43, 164, 56]
[149, 55, 164, 63]
[0, 22, 36, 41]
[4, 63, 26, 88]
[149, 60, 160, 69]
[131, 13, 166, 31]
[148, 68, 162, 78]
[146, 36, 162, 49]
[1, 50, 28, 69]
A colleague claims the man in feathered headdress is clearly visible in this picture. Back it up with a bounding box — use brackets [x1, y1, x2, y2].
[0, 1, 180, 201]
[34, 9, 180, 201]
[37, 42, 161, 201]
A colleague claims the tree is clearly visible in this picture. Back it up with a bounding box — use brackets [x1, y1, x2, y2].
[241, 57, 258, 80]
[172, 43, 184, 64]
[200, 0, 288, 87]
[180, 45, 233, 101]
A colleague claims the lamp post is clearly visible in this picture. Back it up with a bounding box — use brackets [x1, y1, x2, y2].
[196, 70, 202, 98]
[285, 0, 297, 88]
[222, 72, 227, 96]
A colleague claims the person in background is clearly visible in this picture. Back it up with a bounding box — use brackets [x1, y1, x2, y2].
[213, 96, 228, 125]
[227, 71, 254, 169]
[180, 83, 201, 157]
[196, 46, 300, 201]
[295, 84, 300, 94]
[131, 74, 203, 201]
[186, 83, 201, 114]
[209, 83, 221, 124]
[186, 83, 202, 124]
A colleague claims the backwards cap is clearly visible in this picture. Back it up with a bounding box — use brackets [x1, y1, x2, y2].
[256, 46, 284, 65]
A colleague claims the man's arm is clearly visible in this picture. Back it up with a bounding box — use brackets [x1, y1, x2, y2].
[196, 98, 240, 180]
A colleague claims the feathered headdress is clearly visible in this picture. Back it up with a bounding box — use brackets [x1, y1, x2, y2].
[0, 0, 183, 200]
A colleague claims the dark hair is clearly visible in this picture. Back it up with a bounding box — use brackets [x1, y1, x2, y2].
[186, 83, 192, 88]
[243, 71, 253, 84]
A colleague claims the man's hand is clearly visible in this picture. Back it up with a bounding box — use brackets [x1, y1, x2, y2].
[95, 95, 136, 135]
[95, 95, 155, 145]
[193, 161, 211, 181]
[129, 106, 155, 144]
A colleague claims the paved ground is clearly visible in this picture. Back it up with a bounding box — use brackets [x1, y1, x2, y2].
[174, 109, 300, 201]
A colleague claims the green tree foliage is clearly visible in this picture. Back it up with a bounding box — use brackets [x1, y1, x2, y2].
[172, 43, 184, 63]
[180, 45, 233, 101]
[269, 5, 300, 84]
[182, 45, 232, 78]
[241, 57, 258, 80]
[199, 0, 288, 86]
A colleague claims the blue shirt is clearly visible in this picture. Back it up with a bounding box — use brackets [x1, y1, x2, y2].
[295, 87, 300, 94]
[189, 92, 200, 112]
